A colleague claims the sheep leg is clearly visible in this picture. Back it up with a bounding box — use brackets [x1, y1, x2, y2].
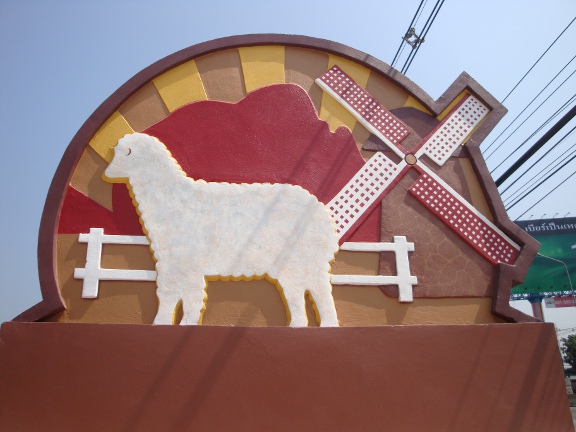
[278, 281, 308, 327]
[154, 270, 201, 325]
[153, 291, 181, 325]
[180, 277, 208, 325]
[308, 274, 339, 327]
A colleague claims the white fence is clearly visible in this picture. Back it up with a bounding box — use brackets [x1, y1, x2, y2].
[75, 228, 417, 302]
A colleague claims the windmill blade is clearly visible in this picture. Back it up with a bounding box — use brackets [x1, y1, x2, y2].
[327, 152, 409, 242]
[409, 165, 520, 265]
[414, 94, 489, 166]
[315, 66, 410, 158]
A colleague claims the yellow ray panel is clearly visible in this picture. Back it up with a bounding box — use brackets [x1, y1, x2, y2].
[403, 96, 432, 114]
[89, 112, 134, 162]
[238, 46, 285, 93]
[319, 56, 371, 132]
[328, 56, 370, 86]
[152, 60, 207, 112]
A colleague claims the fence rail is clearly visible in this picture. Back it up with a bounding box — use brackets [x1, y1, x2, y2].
[75, 228, 417, 301]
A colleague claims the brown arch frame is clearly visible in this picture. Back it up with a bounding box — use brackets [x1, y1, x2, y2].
[15, 34, 538, 323]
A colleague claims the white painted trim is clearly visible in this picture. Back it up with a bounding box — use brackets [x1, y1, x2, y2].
[331, 275, 414, 285]
[74, 268, 157, 282]
[78, 232, 150, 245]
[74, 228, 156, 298]
[335, 236, 417, 302]
[340, 241, 415, 252]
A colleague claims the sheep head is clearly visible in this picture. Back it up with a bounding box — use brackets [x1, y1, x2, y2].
[103, 133, 161, 183]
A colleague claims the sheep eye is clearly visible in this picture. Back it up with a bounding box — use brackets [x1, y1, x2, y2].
[126, 148, 132, 156]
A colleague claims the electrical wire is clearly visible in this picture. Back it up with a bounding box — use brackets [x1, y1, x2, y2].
[495, 104, 576, 186]
[393, 35, 408, 69]
[503, 153, 575, 208]
[488, 18, 576, 219]
[503, 142, 576, 207]
[391, 0, 427, 68]
[501, 16, 576, 103]
[503, 144, 576, 206]
[513, 170, 576, 219]
[391, 0, 424, 67]
[490, 95, 576, 173]
[506, 152, 576, 210]
[400, 0, 445, 74]
[485, 72, 576, 161]
[482, 54, 576, 153]
[500, 125, 576, 198]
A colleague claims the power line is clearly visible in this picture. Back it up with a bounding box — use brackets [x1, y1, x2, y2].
[391, 0, 427, 68]
[512, 168, 576, 218]
[504, 147, 576, 208]
[500, 124, 576, 196]
[392, 34, 408, 70]
[503, 144, 576, 206]
[501, 16, 575, 103]
[490, 95, 576, 173]
[401, 0, 445, 74]
[482, 54, 576, 153]
[485, 72, 576, 161]
[507, 152, 575, 211]
[502, 127, 576, 203]
[495, 104, 576, 186]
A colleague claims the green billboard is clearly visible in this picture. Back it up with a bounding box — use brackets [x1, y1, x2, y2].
[511, 217, 576, 299]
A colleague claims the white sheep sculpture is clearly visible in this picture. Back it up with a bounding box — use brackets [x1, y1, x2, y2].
[104, 132, 340, 326]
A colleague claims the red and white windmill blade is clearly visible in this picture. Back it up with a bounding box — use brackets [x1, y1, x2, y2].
[316, 66, 520, 266]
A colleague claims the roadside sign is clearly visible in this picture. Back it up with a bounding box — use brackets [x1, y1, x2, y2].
[544, 297, 576, 308]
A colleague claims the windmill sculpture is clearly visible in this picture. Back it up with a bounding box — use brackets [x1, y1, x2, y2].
[316, 65, 520, 268]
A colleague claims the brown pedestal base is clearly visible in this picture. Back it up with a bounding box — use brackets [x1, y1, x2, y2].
[0, 322, 572, 431]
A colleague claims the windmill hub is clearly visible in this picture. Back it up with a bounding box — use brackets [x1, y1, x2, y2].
[405, 153, 417, 165]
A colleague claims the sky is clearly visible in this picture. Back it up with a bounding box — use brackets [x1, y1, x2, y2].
[1, 0, 575, 332]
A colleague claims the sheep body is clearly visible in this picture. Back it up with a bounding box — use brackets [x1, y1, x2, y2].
[105, 133, 339, 326]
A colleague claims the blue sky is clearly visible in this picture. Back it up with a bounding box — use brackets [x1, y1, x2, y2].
[1, 0, 575, 329]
